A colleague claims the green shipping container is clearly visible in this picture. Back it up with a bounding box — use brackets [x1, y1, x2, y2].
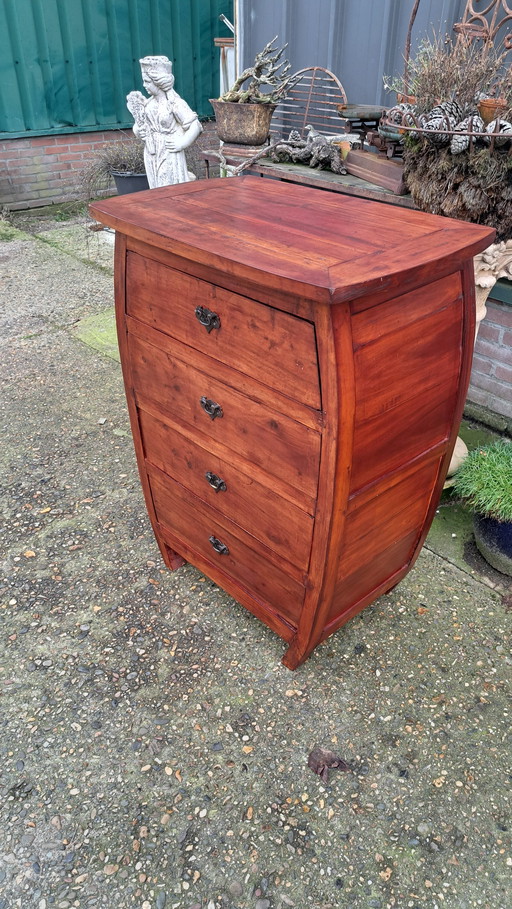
[0, 0, 233, 137]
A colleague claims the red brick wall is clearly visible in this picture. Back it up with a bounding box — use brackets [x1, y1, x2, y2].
[468, 297, 512, 420]
[0, 132, 126, 209]
[0, 121, 218, 209]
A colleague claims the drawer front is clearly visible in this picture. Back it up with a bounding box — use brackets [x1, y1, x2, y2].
[128, 334, 321, 500]
[138, 408, 314, 570]
[125, 251, 321, 409]
[148, 466, 305, 626]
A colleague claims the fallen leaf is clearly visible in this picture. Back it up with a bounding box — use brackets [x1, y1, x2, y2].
[307, 746, 351, 783]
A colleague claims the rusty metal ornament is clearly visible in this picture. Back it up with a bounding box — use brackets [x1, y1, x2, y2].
[453, 0, 512, 53]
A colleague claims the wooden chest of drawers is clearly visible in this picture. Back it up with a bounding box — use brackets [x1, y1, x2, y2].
[90, 178, 494, 668]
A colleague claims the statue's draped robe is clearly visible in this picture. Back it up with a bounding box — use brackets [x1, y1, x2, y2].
[142, 92, 198, 186]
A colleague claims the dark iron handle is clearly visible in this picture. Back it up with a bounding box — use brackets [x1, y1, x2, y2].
[205, 471, 227, 493]
[200, 396, 223, 420]
[209, 535, 229, 556]
[195, 305, 221, 334]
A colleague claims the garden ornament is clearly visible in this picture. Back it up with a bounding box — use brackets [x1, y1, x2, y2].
[127, 55, 202, 187]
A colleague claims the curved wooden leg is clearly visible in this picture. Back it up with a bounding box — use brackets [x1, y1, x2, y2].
[282, 638, 315, 671]
[163, 543, 186, 571]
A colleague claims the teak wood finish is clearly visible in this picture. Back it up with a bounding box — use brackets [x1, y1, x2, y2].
[90, 178, 494, 669]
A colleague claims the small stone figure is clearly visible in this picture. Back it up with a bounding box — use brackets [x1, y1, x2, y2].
[127, 56, 202, 187]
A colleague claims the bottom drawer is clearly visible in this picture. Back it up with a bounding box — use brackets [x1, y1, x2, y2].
[148, 466, 305, 627]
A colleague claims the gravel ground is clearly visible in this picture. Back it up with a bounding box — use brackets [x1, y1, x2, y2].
[0, 215, 511, 909]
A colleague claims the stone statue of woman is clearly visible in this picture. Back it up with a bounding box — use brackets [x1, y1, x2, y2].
[127, 56, 203, 187]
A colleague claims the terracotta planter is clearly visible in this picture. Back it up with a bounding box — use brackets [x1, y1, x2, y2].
[210, 99, 277, 145]
[478, 98, 507, 125]
[396, 93, 416, 105]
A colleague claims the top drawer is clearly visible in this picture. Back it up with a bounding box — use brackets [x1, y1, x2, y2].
[125, 251, 321, 410]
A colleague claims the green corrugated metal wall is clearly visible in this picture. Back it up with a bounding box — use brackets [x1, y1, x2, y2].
[0, 0, 233, 138]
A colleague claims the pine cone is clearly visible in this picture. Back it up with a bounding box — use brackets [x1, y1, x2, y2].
[424, 115, 455, 145]
[485, 119, 512, 147]
[450, 115, 484, 154]
[429, 100, 462, 122]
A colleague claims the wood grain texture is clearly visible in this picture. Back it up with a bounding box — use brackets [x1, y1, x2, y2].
[90, 179, 495, 669]
[127, 333, 321, 500]
[138, 408, 314, 570]
[126, 251, 321, 409]
[90, 178, 494, 306]
[343, 149, 408, 194]
[148, 465, 305, 626]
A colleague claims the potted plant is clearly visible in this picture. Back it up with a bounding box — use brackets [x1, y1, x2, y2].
[80, 136, 148, 198]
[210, 36, 300, 145]
[453, 439, 512, 576]
[382, 34, 512, 238]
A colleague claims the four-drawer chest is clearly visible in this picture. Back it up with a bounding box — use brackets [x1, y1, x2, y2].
[90, 177, 494, 668]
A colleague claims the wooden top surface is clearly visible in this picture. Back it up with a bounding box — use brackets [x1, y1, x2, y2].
[90, 177, 495, 305]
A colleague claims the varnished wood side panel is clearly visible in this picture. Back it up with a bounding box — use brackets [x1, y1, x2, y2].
[126, 251, 321, 409]
[323, 530, 419, 638]
[351, 386, 458, 494]
[403, 258, 479, 567]
[128, 333, 321, 501]
[148, 465, 305, 627]
[350, 272, 462, 338]
[350, 277, 464, 492]
[353, 296, 462, 424]
[337, 458, 440, 590]
[138, 407, 314, 570]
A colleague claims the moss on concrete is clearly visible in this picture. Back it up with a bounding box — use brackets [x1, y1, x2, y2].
[73, 309, 119, 361]
[0, 221, 30, 241]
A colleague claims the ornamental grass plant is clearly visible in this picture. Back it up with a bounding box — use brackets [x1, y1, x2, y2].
[79, 136, 146, 199]
[453, 439, 512, 522]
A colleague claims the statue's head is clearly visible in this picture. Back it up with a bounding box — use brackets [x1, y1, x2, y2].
[140, 55, 175, 93]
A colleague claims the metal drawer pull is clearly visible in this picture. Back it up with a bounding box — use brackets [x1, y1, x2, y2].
[195, 305, 221, 334]
[205, 471, 227, 492]
[209, 535, 229, 555]
[200, 396, 223, 420]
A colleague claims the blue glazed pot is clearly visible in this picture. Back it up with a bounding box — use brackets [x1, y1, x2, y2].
[473, 513, 512, 577]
